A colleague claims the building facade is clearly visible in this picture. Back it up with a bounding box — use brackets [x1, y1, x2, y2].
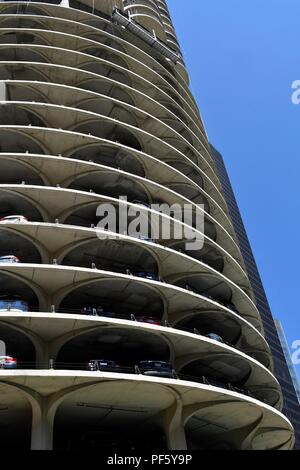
[0, 0, 295, 450]
[275, 320, 300, 404]
[211, 146, 300, 448]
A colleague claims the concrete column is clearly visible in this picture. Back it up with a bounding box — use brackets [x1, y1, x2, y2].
[166, 422, 187, 450]
[31, 398, 54, 450]
[0, 339, 6, 355]
[31, 337, 50, 368]
[162, 399, 187, 450]
[0, 81, 6, 101]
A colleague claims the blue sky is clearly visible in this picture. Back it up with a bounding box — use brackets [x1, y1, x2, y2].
[168, 0, 300, 378]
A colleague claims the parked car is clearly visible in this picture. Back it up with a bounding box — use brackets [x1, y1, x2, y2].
[81, 306, 104, 316]
[134, 315, 161, 326]
[206, 333, 224, 343]
[206, 378, 229, 390]
[0, 255, 20, 264]
[138, 235, 156, 244]
[0, 356, 17, 369]
[0, 215, 28, 224]
[0, 297, 29, 312]
[130, 271, 160, 281]
[80, 306, 118, 318]
[88, 359, 121, 372]
[137, 360, 175, 378]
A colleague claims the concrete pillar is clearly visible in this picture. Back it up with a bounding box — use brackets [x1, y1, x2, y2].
[0, 81, 6, 101]
[162, 399, 187, 450]
[166, 422, 187, 450]
[0, 339, 6, 356]
[31, 398, 54, 450]
[31, 337, 50, 368]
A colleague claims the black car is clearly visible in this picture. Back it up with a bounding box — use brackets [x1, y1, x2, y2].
[88, 359, 121, 372]
[81, 306, 103, 316]
[81, 306, 118, 318]
[137, 360, 175, 378]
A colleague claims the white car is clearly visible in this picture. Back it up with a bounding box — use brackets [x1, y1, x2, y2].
[0, 356, 17, 369]
[0, 215, 28, 224]
[0, 255, 20, 264]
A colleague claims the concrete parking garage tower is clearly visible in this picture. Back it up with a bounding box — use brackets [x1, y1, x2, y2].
[0, 0, 295, 450]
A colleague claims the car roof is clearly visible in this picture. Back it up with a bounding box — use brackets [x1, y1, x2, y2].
[139, 360, 170, 365]
[90, 359, 116, 362]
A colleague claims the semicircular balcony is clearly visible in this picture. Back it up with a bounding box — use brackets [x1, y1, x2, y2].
[0, 92, 225, 217]
[0, 36, 210, 158]
[0, 101, 211, 173]
[0, 371, 293, 450]
[0, 258, 263, 334]
[0, 297, 280, 407]
[0, 56, 207, 147]
[0, 182, 251, 299]
[0, 104, 238, 246]
[0, 24, 199, 117]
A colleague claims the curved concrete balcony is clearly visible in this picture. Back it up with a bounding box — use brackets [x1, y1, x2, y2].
[0, 263, 263, 332]
[0, 121, 229, 217]
[0, 58, 206, 149]
[0, 74, 215, 177]
[0, 284, 270, 366]
[165, 36, 181, 55]
[0, 312, 280, 405]
[124, 0, 160, 16]
[0, 370, 294, 450]
[0, 1, 192, 85]
[0, 150, 234, 239]
[0, 77, 216, 172]
[0, 66, 209, 156]
[0, 18, 199, 117]
[0, 129, 233, 245]
[0, 0, 123, 21]
[0, 182, 248, 274]
[0, 220, 260, 328]
[0, 211, 251, 296]
[124, 3, 163, 25]
[123, 12, 165, 41]
[0, 36, 208, 152]
[0, 12, 192, 99]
